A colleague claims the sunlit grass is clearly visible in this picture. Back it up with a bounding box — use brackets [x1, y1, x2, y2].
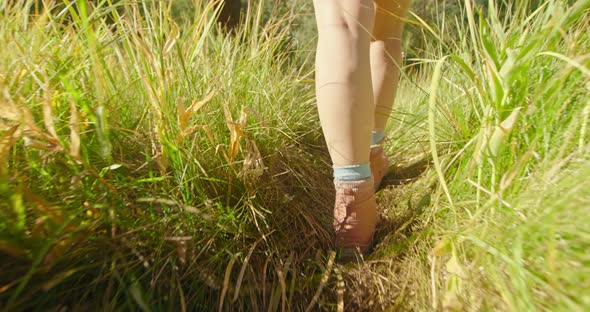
[1, 0, 333, 310]
[1, 0, 589, 310]
[393, 0, 590, 310]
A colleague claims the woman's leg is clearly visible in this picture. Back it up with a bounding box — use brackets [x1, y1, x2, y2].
[312, 0, 377, 254]
[371, 0, 411, 133]
[369, 0, 411, 189]
[313, 0, 375, 167]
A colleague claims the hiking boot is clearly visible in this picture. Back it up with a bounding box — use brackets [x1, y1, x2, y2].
[333, 177, 378, 255]
[370, 145, 390, 190]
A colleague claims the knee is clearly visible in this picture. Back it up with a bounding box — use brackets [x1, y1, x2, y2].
[370, 40, 403, 67]
[315, 0, 374, 39]
[318, 21, 353, 38]
[371, 38, 402, 56]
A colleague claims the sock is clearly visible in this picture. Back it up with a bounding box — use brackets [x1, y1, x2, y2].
[371, 131, 385, 146]
[333, 163, 371, 181]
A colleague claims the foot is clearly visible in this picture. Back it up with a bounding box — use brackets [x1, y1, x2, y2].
[333, 177, 378, 255]
[370, 145, 390, 190]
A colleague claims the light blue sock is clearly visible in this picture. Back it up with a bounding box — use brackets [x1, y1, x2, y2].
[371, 131, 386, 146]
[333, 163, 371, 181]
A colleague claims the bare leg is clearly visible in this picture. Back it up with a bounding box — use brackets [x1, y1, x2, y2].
[371, 0, 410, 132]
[313, 0, 375, 167]
[313, 0, 378, 255]
[368, 0, 410, 190]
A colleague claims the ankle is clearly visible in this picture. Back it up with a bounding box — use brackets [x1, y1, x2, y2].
[333, 163, 371, 182]
[371, 145, 384, 153]
[334, 176, 374, 192]
[371, 130, 386, 146]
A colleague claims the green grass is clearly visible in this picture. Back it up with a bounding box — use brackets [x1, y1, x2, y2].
[1, 0, 589, 311]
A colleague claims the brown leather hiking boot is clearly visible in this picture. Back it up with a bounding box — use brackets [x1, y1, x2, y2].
[333, 177, 378, 255]
[370, 145, 390, 190]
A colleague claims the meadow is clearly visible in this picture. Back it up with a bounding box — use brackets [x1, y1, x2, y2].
[0, 0, 589, 310]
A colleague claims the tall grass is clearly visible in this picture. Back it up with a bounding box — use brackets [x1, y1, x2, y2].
[0, 0, 589, 311]
[0, 0, 333, 310]
[393, 0, 590, 310]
